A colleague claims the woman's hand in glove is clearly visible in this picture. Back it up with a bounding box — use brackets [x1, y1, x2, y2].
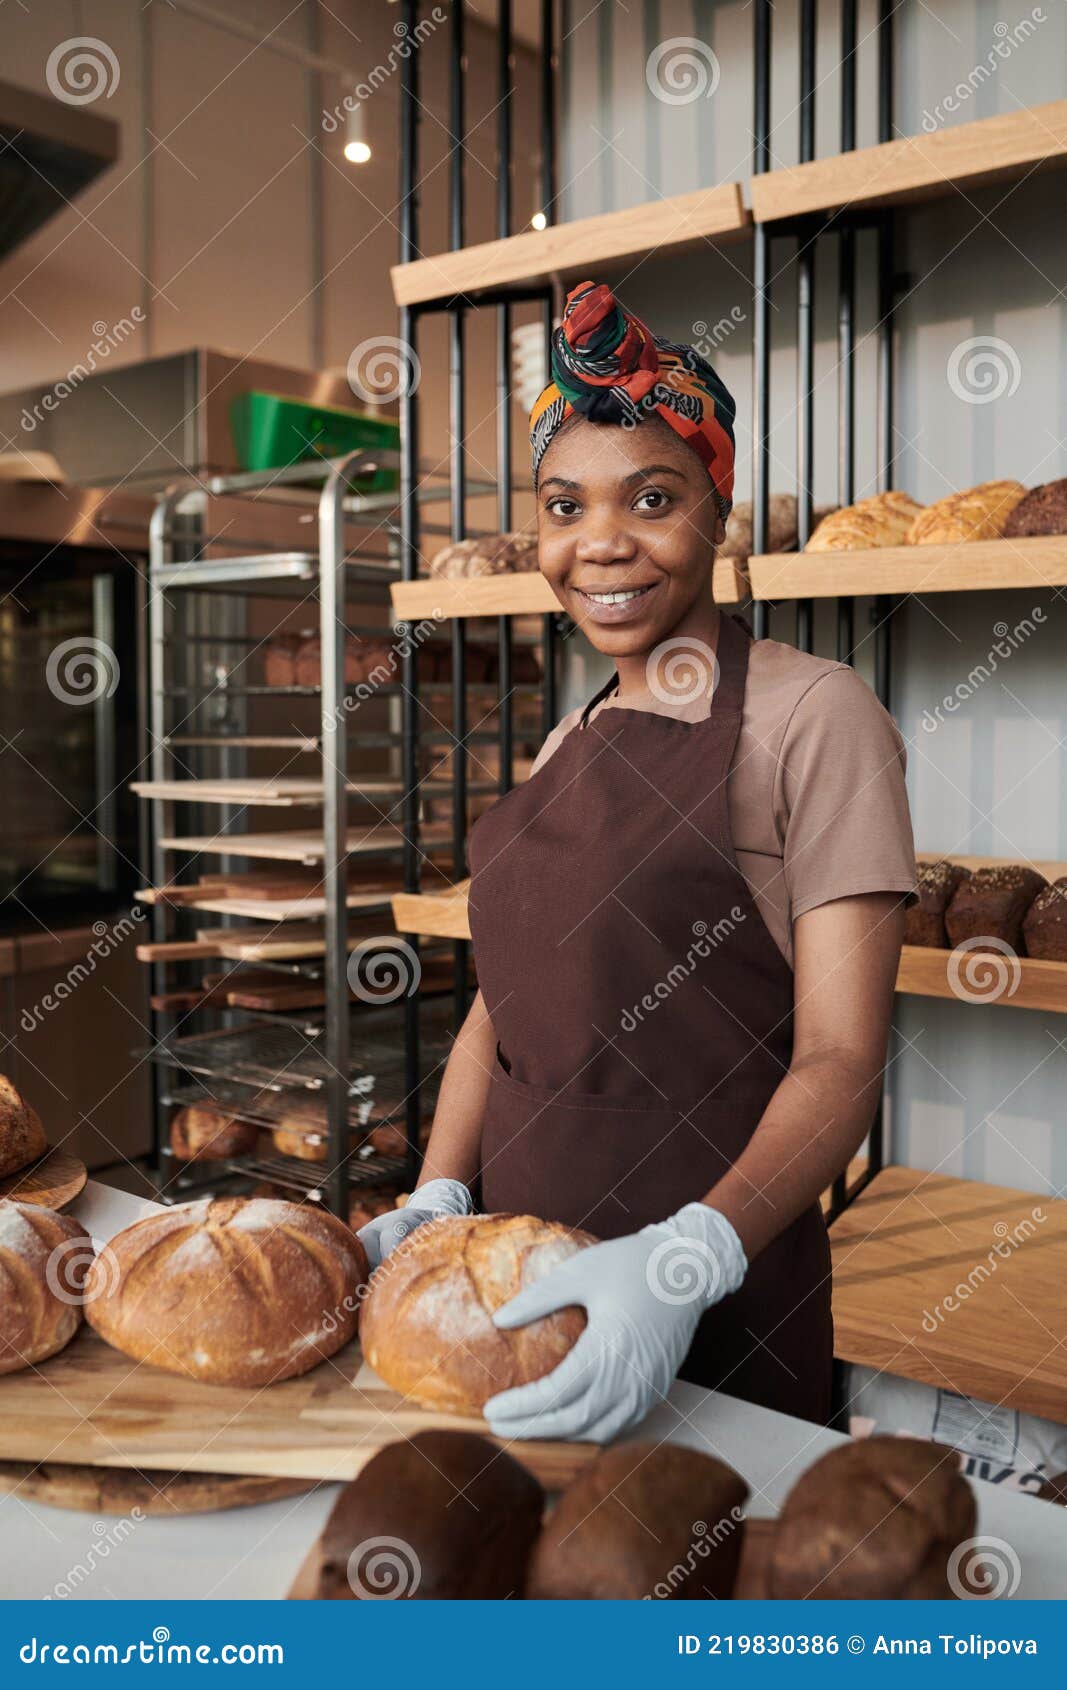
[484, 1204, 747, 1444]
[356, 1178, 472, 1271]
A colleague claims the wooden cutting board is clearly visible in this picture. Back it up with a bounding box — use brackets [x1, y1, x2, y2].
[0, 1461, 313, 1517]
[0, 1147, 87, 1210]
[0, 1326, 596, 1491]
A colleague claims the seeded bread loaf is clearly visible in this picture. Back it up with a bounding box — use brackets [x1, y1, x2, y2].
[360, 1213, 595, 1415]
[0, 1076, 47, 1179]
[309, 1430, 544, 1599]
[169, 1105, 258, 1162]
[1022, 878, 1067, 962]
[905, 860, 972, 948]
[907, 480, 1026, 545]
[944, 864, 1047, 953]
[805, 491, 923, 552]
[0, 1200, 91, 1375]
[1001, 477, 1067, 538]
[85, 1196, 368, 1385]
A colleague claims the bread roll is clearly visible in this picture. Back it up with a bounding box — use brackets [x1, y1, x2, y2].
[907, 480, 1026, 545]
[309, 1430, 544, 1599]
[805, 491, 923, 552]
[169, 1105, 258, 1162]
[0, 1200, 91, 1375]
[944, 863, 1047, 953]
[0, 1075, 47, 1179]
[767, 1435, 975, 1599]
[85, 1197, 368, 1385]
[360, 1213, 594, 1414]
[1003, 477, 1067, 538]
[429, 531, 538, 580]
[1022, 878, 1067, 961]
[527, 1441, 748, 1599]
[905, 860, 972, 949]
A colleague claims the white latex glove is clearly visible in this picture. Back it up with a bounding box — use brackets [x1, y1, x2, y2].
[357, 1177, 472, 1271]
[484, 1204, 747, 1444]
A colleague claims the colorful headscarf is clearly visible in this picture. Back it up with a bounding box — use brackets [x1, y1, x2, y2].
[530, 280, 736, 520]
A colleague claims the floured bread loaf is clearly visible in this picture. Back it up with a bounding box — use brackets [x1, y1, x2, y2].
[908, 480, 1026, 545]
[360, 1213, 595, 1415]
[0, 1200, 91, 1374]
[805, 491, 923, 552]
[85, 1196, 368, 1385]
[0, 1075, 47, 1178]
[428, 531, 538, 579]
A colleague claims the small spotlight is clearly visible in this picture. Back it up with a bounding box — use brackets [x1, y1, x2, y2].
[344, 139, 372, 164]
[531, 210, 547, 231]
[345, 103, 371, 165]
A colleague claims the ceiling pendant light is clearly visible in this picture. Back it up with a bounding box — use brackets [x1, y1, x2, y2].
[344, 101, 371, 164]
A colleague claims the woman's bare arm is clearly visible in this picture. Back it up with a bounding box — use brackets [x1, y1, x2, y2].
[414, 989, 497, 1190]
[702, 891, 905, 1259]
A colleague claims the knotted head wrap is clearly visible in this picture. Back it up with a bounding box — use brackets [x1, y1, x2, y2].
[530, 280, 736, 520]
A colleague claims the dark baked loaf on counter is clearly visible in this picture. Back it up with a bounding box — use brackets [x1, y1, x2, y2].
[1003, 477, 1067, 537]
[526, 1440, 749, 1599]
[944, 864, 1047, 953]
[1022, 878, 1067, 961]
[766, 1436, 975, 1599]
[905, 860, 972, 948]
[309, 1430, 543, 1599]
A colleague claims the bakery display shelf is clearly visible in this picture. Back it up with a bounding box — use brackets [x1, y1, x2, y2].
[390, 555, 749, 622]
[226, 1152, 409, 1199]
[391, 182, 750, 307]
[392, 881, 473, 941]
[751, 98, 1067, 223]
[146, 1022, 379, 1093]
[830, 1164, 1067, 1422]
[150, 551, 398, 598]
[160, 1078, 383, 1135]
[747, 534, 1067, 601]
[898, 946, 1067, 1015]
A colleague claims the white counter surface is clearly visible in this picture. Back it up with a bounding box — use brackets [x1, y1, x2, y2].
[1, 1181, 1064, 1600]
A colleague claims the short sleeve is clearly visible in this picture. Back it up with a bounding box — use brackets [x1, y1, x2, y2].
[776, 669, 917, 920]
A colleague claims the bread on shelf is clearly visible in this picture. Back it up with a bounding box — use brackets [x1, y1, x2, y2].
[0, 1200, 92, 1375]
[169, 1105, 259, 1162]
[85, 1196, 368, 1385]
[905, 860, 972, 948]
[359, 1212, 594, 1414]
[429, 531, 538, 580]
[348, 1187, 402, 1232]
[0, 1075, 47, 1179]
[804, 491, 923, 552]
[944, 863, 1048, 953]
[1002, 477, 1067, 538]
[765, 1435, 975, 1599]
[1022, 879, 1067, 962]
[907, 479, 1027, 545]
[307, 1430, 544, 1599]
[526, 1440, 748, 1599]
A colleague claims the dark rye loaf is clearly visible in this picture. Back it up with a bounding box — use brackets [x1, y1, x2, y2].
[905, 860, 972, 949]
[944, 864, 1047, 953]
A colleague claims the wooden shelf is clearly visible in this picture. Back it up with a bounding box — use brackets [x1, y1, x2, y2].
[830, 1165, 1067, 1422]
[158, 824, 451, 864]
[748, 534, 1067, 600]
[390, 556, 747, 623]
[751, 99, 1067, 222]
[391, 184, 749, 307]
[392, 882, 472, 942]
[132, 777, 489, 806]
[898, 945, 1067, 1014]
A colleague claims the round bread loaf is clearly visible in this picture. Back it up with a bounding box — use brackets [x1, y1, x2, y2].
[360, 1213, 595, 1415]
[805, 490, 923, 552]
[84, 1196, 368, 1385]
[0, 1200, 92, 1375]
[169, 1105, 258, 1162]
[0, 1075, 47, 1179]
[1002, 477, 1067, 538]
[271, 1126, 327, 1162]
[766, 1435, 976, 1599]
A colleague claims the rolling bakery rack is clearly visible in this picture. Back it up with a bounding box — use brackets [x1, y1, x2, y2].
[387, 2, 1067, 1426]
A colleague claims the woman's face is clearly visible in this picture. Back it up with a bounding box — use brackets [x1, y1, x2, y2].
[536, 414, 725, 657]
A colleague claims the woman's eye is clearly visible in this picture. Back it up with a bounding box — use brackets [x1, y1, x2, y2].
[634, 488, 669, 511]
[548, 497, 580, 517]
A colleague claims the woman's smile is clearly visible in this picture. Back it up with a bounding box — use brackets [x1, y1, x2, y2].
[571, 579, 662, 624]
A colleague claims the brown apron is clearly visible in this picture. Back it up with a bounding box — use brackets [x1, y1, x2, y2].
[467, 611, 833, 1425]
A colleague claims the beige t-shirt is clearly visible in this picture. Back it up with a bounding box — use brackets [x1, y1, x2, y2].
[536, 634, 917, 968]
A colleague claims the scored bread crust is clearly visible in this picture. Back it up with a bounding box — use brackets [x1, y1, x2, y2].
[0, 1200, 91, 1375]
[169, 1105, 258, 1162]
[0, 1075, 47, 1179]
[804, 490, 923, 553]
[84, 1196, 368, 1386]
[907, 479, 1026, 545]
[360, 1213, 595, 1415]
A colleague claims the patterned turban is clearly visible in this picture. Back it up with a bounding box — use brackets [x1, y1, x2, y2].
[530, 280, 736, 520]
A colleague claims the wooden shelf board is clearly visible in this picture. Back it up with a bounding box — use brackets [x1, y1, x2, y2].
[391, 556, 747, 624]
[748, 534, 1067, 600]
[158, 825, 448, 863]
[897, 945, 1067, 1014]
[751, 99, 1067, 222]
[392, 183, 750, 307]
[133, 779, 487, 806]
[392, 882, 472, 942]
[830, 1165, 1067, 1422]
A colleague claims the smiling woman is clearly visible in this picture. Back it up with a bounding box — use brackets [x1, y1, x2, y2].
[355, 280, 918, 1445]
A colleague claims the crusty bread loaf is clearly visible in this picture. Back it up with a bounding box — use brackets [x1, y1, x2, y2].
[0, 1200, 91, 1375]
[429, 531, 538, 580]
[1003, 477, 1067, 538]
[271, 1126, 327, 1163]
[0, 1075, 47, 1179]
[169, 1105, 258, 1163]
[360, 1213, 595, 1415]
[85, 1196, 368, 1386]
[310, 1430, 544, 1599]
[1022, 878, 1067, 961]
[944, 863, 1047, 953]
[721, 495, 799, 560]
[527, 1441, 749, 1599]
[293, 635, 393, 689]
[263, 633, 301, 688]
[767, 1435, 975, 1599]
[805, 491, 923, 552]
[905, 860, 972, 949]
[907, 479, 1026, 545]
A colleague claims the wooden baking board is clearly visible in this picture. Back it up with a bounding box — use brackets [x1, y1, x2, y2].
[0, 1147, 87, 1211]
[0, 1327, 596, 1491]
[158, 824, 451, 864]
[0, 1461, 313, 1517]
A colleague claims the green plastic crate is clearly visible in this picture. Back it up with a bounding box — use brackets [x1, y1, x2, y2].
[229, 390, 399, 489]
